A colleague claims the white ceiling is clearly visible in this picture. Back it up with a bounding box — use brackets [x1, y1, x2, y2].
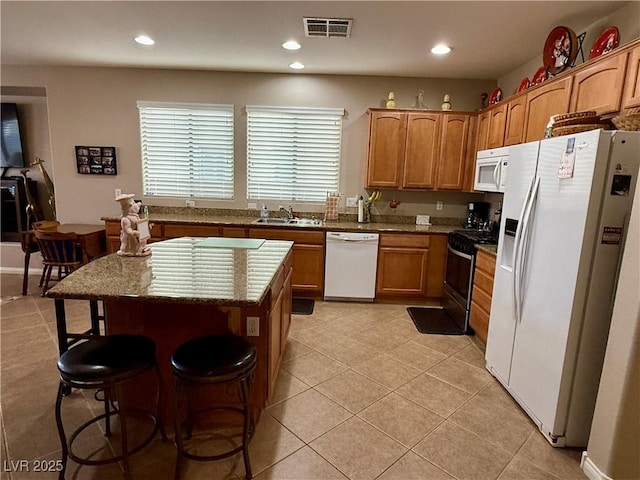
[0, 1, 630, 80]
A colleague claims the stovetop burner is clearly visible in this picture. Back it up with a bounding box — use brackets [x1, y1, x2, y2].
[448, 229, 498, 255]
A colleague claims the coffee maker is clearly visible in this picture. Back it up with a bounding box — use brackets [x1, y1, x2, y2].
[465, 202, 490, 230]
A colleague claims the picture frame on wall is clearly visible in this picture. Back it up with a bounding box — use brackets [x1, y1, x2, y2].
[75, 146, 117, 175]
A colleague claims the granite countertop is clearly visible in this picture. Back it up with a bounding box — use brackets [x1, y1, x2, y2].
[476, 244, 498, 256]
[46, 237, 293, 306]
[101, 211, 459, 235]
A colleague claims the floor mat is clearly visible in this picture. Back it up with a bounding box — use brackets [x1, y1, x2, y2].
[407, 307, 464, 335]
[292, 298, 315, 315]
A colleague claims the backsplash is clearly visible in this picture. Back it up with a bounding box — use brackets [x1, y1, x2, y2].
[146, 206, 465, 226]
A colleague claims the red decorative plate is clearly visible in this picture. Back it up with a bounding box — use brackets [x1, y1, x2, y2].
[517, 77, 530, 93]
[488, 87, 502, 104]
[531, 66, 548, 85]
[589, 26, 619, 59]
[543, 26, 578, 75]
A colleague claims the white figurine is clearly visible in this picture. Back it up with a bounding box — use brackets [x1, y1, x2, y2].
[441, 94, 452, 111]
[116, 193, 151, 256]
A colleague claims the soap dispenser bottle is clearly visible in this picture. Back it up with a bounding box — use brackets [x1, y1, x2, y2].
[261, 204, 269, 219]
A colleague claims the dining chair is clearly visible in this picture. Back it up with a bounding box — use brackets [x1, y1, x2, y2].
[20, 220, 61, 295]
[34, 228, 84, 295]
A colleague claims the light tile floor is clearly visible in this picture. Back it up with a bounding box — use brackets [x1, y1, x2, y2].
[0, 273, 586, 479]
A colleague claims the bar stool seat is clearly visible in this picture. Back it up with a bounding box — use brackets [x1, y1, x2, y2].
[171, 334, 257, 480]
[55, 334, 165, 480]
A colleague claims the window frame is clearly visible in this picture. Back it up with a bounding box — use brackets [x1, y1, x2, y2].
[245, 105, 344, 203]
[137, 101, 235, 200]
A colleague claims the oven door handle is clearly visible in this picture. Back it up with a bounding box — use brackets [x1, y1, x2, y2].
[447, 244, 474, 261]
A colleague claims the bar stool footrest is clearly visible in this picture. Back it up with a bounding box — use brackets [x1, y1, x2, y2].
[177, 405, 254, 462]
[68, 408, 160, 466]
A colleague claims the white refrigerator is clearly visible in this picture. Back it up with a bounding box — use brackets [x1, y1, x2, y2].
[485, 130, 640, 447]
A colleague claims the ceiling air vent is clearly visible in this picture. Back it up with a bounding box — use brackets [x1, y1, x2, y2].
[303, 17, 352, 38]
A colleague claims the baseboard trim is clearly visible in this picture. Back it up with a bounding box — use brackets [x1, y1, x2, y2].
[581, 452, 613, 480]
[0, 267, 43, 275]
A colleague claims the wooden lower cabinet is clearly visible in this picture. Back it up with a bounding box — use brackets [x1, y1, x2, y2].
[164, 223, 221, 238]
[376, 233, 446, 300]
[469, 249, 496, 344]
[105, 220, 164, 253]
[249, 228, 325, 297]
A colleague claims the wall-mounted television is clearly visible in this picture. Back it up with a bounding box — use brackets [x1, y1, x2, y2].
[1, 103, 26, 168]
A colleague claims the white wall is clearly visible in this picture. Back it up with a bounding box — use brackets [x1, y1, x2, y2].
[1, 66, 495, 227]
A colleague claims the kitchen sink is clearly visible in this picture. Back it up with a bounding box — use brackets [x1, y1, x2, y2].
[252, 218, 291, 224]
[252, 217, 322, 226]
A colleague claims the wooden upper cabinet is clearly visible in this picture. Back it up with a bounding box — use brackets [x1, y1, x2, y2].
[436, 113, 470, 190]
[402, 113, 441, 189]
[622, 44, 640, 109]
[504, 95, 527, 146]
[366, 109, 472, 191]
[524, 76, 572, 142]
[366, 111, 406, 187]
[476, 111, 490, 152]
[487, 104, 507, 148]
[570, 52, 627, 115]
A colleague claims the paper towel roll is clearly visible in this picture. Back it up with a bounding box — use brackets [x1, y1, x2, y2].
[357, 196, 365, 223]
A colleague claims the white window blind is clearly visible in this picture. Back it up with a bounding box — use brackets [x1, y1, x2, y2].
[246, 106, 343, 202]
[138, 101, 234, 199]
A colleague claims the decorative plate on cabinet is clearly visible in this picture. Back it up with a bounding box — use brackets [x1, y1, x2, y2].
[543, 26, 578, 75]
[517, 77, 531, 93]
[589, 26, 619, 59]
[488, 87, 502, 104]
[531, 66, 548, 85]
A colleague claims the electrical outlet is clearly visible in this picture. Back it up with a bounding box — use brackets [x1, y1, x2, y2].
[436, 201, 444, 211]
[346, 196, 357, 207]
[115, 188, 121, 198]
[247, 202, 257, 210]
[247, 317, 259, 336]
[185, 199, 195, 208]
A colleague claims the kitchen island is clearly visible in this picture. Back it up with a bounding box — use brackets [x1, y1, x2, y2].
[46, 236, 294, 426]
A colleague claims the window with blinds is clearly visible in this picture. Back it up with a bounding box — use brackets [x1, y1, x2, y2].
[137, 102, 234, 199]
[246, 106, 343, 202]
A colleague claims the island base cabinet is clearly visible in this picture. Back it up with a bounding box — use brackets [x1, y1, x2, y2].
[103, 264, 293, 431]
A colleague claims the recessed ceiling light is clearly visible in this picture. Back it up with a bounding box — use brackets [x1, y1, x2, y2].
[282, 40, 301, 51]
[134, 35, 155, 46]
[289, 61, 305, 70]
[431, 44, 451, 55]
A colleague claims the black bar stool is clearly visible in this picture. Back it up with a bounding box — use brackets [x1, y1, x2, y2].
[171, 334, 257, 480]
[55, 334, 166, 480]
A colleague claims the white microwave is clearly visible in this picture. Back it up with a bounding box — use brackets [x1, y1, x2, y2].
[474, 147, 509, 192]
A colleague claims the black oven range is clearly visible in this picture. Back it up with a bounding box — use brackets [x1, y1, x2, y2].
[443, 229, 498, 334]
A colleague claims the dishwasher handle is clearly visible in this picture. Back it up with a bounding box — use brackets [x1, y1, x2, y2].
[326, 232, 379, 243]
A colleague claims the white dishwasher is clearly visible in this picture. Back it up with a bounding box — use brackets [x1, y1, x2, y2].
[324, 232, 379, 302]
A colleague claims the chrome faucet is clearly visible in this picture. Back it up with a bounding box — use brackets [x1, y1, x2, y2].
[279, 205, 294, 219]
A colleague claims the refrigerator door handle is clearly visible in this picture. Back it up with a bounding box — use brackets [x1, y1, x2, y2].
[516, 176, 540, 323]
[493, 161, 501, 190]
[513, 175, 536, 322]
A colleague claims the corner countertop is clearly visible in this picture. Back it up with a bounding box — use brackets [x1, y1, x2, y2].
[46, 237, 294, 306]
[101, 212, 459, 235]
[476, 244, 498, 256]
